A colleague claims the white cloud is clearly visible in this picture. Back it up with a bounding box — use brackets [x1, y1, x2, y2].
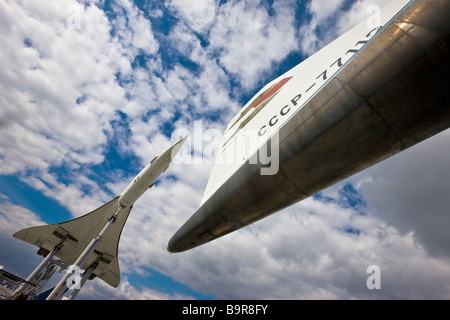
[352, 129, 450, 257]
[79, 275, 195, 300]
[166, 0, 217, 34]
[21, 170, 112, 218]
[299, 0, 395, 56]
[110, 0, 159, 57]
[0, 199, 45, 235]
[0, 0, 127, 173]
[208, 0, 299, 89]
[0, 198, 46, 276]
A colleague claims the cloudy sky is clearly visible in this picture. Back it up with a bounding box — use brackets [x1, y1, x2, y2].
[1, 0, 449, 300]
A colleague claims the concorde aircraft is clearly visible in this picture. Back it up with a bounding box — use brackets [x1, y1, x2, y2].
[168, 0, 450, 253]
[13, 136, 187, 299]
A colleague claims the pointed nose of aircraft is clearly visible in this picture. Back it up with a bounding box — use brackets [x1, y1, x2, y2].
[169, 134, 189, 160]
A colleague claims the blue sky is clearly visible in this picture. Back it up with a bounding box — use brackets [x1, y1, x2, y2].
[1, 0, 450, 300]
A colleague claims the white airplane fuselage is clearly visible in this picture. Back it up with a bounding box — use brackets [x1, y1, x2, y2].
[119, 136, 187, 208]
[168, 0, 450, 252]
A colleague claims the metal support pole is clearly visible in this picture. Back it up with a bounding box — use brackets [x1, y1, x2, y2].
[14, 243, 62, 297]
[26, 244, 62, 285]
[34, 261, 57, 288]
[46, 212, 119, 300]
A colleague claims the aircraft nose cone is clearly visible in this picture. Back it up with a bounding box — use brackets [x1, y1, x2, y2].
[169, 134, 189, 161]
[167, 235, 183, 253]
[167, 239, 177, 253]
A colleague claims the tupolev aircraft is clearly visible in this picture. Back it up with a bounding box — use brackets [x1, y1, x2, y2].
[168, 0, 450, 253]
